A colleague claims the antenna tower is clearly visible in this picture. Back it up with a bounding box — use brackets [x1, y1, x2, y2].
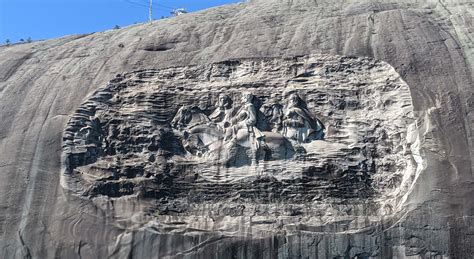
[149, 0, 153, 23]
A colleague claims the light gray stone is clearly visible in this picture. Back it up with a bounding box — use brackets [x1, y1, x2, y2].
[0, 0, 473, 258]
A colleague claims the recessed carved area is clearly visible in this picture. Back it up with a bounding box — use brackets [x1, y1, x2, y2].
[142, 43, 175, 51]
[62, 55, 420, 216]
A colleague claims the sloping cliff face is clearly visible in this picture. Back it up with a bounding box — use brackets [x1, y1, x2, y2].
[0, 0, 473, 258]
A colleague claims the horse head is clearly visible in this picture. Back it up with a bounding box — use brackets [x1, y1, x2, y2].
[171, 105, 210, 130]
[171, 105, 192, 129]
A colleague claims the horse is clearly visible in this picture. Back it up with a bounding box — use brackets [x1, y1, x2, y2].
[171, 105, 295, 163]
[171, 106, 224, 156]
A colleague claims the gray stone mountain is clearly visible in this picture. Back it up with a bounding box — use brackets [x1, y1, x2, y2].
[0, 0, 473, 258]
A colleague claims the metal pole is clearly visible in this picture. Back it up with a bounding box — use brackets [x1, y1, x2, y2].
[149, 0, 153, 23]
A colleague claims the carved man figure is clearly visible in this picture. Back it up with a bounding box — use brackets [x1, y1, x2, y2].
[281, 93, 325, 143]
[220, 92, 265, 166]
[225, 92, 264, 145]
[209, 93, 233, 129]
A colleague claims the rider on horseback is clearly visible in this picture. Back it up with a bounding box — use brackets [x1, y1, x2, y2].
[224, 92, 264, 148]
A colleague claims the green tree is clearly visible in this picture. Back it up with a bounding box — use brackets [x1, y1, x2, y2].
[5, 39, 11, 45]
[27, 37, 32, 43]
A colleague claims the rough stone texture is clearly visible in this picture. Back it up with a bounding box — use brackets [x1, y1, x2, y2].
[0, 0, 473, 258]
[62, 55, 418, 216]
[63, 56, 423, 215]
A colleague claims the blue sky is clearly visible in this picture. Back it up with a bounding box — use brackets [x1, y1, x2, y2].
[0, 0, 241, 43]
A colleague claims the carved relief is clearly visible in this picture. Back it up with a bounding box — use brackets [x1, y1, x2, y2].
[61, 56, 420, 219]
[170, 92, 324, 166]
[281, 93, 325, 142]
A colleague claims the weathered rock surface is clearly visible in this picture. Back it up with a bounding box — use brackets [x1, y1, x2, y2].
[0, 0, 473, 258]
[62, 55, 418, 215]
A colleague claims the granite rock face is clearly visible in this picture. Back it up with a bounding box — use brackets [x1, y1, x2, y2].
[62, 55, 419, 218]
[0, 0, 473, 258]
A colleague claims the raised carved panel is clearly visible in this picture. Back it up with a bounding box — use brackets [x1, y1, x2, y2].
[62, 55, 420, 217]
